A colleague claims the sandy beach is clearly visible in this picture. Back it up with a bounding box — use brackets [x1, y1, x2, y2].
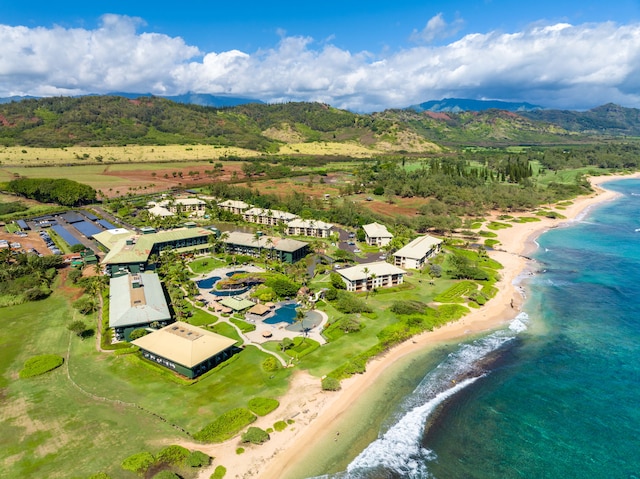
[191, 172, 639, 479]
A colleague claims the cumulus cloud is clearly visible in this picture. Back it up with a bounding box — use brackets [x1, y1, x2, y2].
[1, 15, 640, 111]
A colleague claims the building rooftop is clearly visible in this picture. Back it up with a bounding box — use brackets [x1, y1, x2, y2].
[132, 321, 236, 368]
[218, 199, 251, 209]
[244, 207, 299, 221]
[363, 222, 393, 239]
[102, 227, 212, 265]
[287, 218, 334, 230]
[338, 261, 406, 282]
[223, 231, 307, 253]
[109, 273, 171, 328]
[93, 228, 135, 249]
[219, 297, 256, 311]
[393, 235, 443, 259]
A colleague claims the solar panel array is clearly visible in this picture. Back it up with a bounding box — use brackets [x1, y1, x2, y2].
[97, 219, 116, 229]
[72, 221, 102, 238]
[60, 212, 84, 223]
[16, 219, 29, 230]
[80, 211, 99, 221]
[51, 224, 82, 247]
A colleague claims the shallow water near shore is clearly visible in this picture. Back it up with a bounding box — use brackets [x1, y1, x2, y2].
[308, 178, 640, 479]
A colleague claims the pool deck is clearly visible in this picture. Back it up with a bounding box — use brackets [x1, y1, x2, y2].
[245, 309, 329, 345]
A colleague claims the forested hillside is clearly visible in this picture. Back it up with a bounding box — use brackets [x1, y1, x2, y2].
[1, 96, 639, 150]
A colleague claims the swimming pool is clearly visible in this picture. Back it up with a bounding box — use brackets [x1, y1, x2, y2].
[196, 276, 221, 289]
[262, 302, 324, 330]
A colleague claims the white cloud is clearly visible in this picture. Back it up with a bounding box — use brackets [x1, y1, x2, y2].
[1, 15, 640, 111]
[410, 13, 465, 44]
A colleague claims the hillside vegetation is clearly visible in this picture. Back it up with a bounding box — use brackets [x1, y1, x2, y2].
[2, 96, 639, 153]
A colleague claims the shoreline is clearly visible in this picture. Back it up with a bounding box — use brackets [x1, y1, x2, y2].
[194, 172, 639, 479]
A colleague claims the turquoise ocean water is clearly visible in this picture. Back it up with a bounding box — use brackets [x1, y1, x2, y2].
[317, 179, 640, 479]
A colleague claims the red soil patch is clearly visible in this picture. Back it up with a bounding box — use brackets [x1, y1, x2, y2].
[98, 164, 246, 197]
[356, 196, 429, 217]
[0, 230, 53, 255]
[424, 111, 451, 121]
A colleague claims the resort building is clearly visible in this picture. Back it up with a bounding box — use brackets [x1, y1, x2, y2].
[286, 219, 334, 238]
[363, 222, 393, 247]
[217, 200, 251, 215]
[393, 235, 443, 270]
[222, 231, 309, 263]
[148, 198, 207, 217]
[337, 261, 406, 292]
[242, 207, 299, 226]
[132, 321, 237, 379]
[109, 272, 172, 341]
[99, 227, 214, 276]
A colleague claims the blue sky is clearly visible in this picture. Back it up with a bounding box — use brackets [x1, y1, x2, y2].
[1, 0, 640, 111]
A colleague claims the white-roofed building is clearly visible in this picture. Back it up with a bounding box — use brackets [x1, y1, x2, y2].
[109, 272, 172, 341]
[337, 261, 405, 292]
[287, 218, 334, 238]
[393, 235, 443, 270]
[132, 321, 237, 379]
[242, 207, 299, 226]
[148, 198, 207, 217]
[217, 200, 251, 215]
[363, 222, 393, 246]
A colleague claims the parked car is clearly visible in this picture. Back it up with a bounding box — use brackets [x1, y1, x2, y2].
[354, 248, 361, 253]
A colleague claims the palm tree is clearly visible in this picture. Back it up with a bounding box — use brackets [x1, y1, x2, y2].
[362, 266, 370, 297]
[367, 273, 376, 299]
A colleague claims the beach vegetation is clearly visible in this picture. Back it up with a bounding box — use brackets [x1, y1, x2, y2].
[284, 337, 320, 359]
[121, 451, 155, 474]
[152, 472, 180, 479]
[19, 354, 64, 378]
[235, 448, 245, 455]
[273, 420, 288, 432]
[193, 408, 257, 443]
[211, 465, 228, 478]
[186, 450, 211, 467]
[241, 426, 270, 444]
[156, 445, 190, 466]
[247, 397, 279, 416]
[322, 376, 342, 391]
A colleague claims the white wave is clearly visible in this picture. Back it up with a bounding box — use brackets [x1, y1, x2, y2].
[509, 312, 529, 333]
[346, 377, 481, 478]
[631, 192, 640, 196]
[339, 328, 522, 478]
[635, 228, 640, 232]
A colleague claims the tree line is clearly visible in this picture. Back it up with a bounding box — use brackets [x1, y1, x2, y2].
[6, 178, 97, 206]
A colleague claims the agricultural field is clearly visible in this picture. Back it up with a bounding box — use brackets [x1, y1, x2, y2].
[0, 161, 246, 198]
[0, 145, 258, 167]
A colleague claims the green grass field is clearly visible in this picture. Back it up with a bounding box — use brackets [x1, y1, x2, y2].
[0, 282, 292, 479]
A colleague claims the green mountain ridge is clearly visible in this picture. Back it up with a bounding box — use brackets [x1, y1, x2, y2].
[0, 96, 638, 150]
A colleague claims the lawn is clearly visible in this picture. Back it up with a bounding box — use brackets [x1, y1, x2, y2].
[0, 282, 292, 479]
[188, 257, 226, 275]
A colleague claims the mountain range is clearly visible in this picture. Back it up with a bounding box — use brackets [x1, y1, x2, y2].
[0, 95, 639, 150]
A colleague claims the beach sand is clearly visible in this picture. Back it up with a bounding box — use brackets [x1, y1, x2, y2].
[191, 172, 638, 479]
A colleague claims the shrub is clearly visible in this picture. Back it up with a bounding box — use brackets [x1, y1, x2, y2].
[334, 291, 371, 314]
[156, 445, 190, 465]
[186, 450, 211, 467]
[88, 473, 112, 479]
[129, 328, 149, 340]
[67, 320, 87, 337]
[247, 397, 280, 416]
[211, 465, 227, 479]
[235, 448, 245, 455]
[241, 427, 270, 444]
[153, 472, 180, 479]
[390, 300, 428, 315]
[193, 408, 257, 442]
[121, 451, 155, 474]
[262, 356, 279, 372]
[19, 354, 64, 378]
[329, 272, 346, 290]
[324, 286, 338, 301]
[322, 377, 341, 391]
[273, 420, 288, 432]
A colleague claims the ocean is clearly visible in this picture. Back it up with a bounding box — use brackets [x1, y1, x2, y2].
[316, 178, 640, 479]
